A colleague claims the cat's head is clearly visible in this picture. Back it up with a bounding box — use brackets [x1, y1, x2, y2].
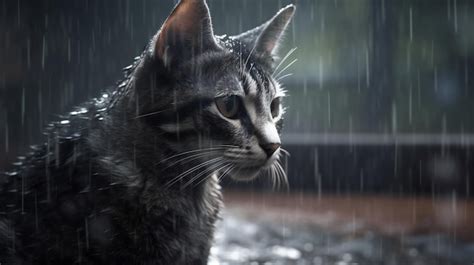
[130, 0, 295, 183]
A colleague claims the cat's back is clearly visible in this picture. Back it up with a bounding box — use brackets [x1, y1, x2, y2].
[0, 106, 117, 263]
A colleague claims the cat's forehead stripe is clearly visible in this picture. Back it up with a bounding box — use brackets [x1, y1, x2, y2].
[241, 73, 250, 95]
[243, 72, 258, 96]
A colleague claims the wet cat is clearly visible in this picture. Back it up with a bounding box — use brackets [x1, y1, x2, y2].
[0, 0, 295, 264]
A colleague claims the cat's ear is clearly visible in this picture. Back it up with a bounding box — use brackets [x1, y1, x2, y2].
[234, 5, 295, 58]
[153, 0, 220, 67]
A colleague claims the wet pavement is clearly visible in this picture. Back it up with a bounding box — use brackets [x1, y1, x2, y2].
[210, 193, 474, 265]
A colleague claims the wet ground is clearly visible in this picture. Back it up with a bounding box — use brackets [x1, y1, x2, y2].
[210, 192, 474, 265]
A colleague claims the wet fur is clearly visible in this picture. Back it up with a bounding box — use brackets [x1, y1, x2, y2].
[0, 0, 295, 264]
[0, 96, 222, 264]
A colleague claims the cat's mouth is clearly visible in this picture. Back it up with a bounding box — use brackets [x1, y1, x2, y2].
[216, 146, 283, 181]
[203, 145, 287, 183]
[225, 157, 280, 182]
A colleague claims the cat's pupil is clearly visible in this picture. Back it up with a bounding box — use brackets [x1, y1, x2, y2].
[271, 97, 281, 118]
[215, 95, 240, 119]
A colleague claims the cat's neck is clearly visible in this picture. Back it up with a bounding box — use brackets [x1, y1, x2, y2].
[88, 110, 215, 191]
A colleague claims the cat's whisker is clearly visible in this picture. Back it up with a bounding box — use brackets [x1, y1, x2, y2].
[274, 58, 298, 79]
[244, 42, 258, 70]
[223, 147, 252, 164]
[224, 150, 251, 157]
[182, 160, 227, 189]
[133, 108, 171, 119]
[192, 162, 232, 188]
[274, 163, 281, 191]
[272, 163, 280, 191]
[280, 148, 291, 157]
[203, 161, 235, 187]
[266, 166, 272, 189]
[216, 144, 241, 149]
[174, 157, 224, 184]
[165, 157, 223, 188]
[217, 164, 234, 182]
[156, 147, 227, 165]
[276, 73, 293, 82]
[276, 163, 283, 191]
[162, 151, 221, 170]
[269, 164, 276, 190]
[275, 160, 289, 191]
[273, 47, 297, 75]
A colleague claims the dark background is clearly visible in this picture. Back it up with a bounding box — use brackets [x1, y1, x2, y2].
[1, 0, 473, 196]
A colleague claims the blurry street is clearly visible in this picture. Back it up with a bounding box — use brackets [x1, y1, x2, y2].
[211, 192, 474, 264]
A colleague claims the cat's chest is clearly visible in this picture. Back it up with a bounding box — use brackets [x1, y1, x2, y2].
[123, 173, 220, 224]
[105, 177, 223, 261]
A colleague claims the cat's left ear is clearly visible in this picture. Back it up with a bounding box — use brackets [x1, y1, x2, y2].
[153, 0, 220, 67]
[233, 5, 295, 60]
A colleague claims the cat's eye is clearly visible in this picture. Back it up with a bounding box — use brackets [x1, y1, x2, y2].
[270, 97, 281, 118]
[215, 95, 240, 119]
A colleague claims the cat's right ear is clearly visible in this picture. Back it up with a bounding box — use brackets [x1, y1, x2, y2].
[232, 5, 295, 63]
[152, 0, 220, 68]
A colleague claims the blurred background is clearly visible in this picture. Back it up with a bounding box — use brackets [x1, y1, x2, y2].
[1, 0, 473, 264]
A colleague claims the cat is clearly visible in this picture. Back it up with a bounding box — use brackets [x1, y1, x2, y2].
[0, 0, 295, 264]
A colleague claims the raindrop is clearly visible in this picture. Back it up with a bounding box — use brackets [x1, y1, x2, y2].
[406, 43, 411, 74]
[5, 119, 8, 153]
[42, 35, 46, 69]
[391, 102, 397, 133]
[27, 37, 31, 69]
[408, 83, 413, 124]
[357, 53, 361, 93]
[319, 56, 324, 90]
[21, 171, 24, 214]
[454, 0, 458, 33]
[38, 85, 43, 131]
[68, 38, 71, 63]
[365, 45, 370, 88]
[313, 148, 321, 200]
[327, 91, 331, 127]
[21, 86, 25, 126]
[85, 218, 90, 250]
[466, 174, 470, 197]
[409, 6, 413, 42]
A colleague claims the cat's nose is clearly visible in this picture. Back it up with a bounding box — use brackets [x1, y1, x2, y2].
[259, 143, 281, 158]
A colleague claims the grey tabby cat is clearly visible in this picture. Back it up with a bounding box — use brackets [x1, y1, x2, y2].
[0, 0, 295, 264]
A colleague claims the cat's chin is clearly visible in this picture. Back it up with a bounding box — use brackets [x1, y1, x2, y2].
[228, 166, 262, 181]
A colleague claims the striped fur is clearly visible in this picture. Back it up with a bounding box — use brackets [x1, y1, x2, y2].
[0, 1, 295, 264]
